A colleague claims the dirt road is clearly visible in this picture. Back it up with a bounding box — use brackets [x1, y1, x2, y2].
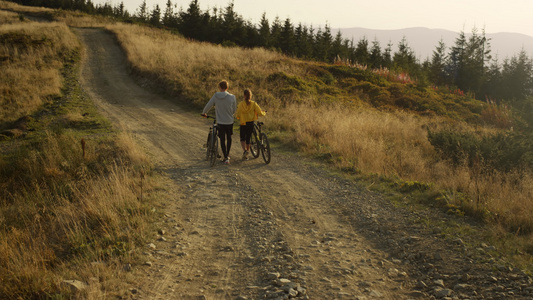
[76, 28, 532, 299]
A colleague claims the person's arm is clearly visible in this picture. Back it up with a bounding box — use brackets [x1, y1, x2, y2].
[201, 96, 216, 116]
[235, 102, 241, 120]
[255, 102, 266, 117]
[232, 96, 237, 116]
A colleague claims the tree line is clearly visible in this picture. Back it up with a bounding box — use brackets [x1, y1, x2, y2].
[10, 0, 533, 115]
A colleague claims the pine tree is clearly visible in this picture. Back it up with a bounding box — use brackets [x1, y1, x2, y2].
[446, 27, 492, 96]
[222, 1, 246, 46]
[73, 0, 85, 11]
[314, 24, 333, 62]
[462, 27, 491, 95]
[113, 2, 125, 18]
[429, 39, 448, 85]
[136, 0, 149, 22]
[280, 18, 296, 55]
[354, 36, 369, 65]
[501, 50, 533, 103]
[331, 31, 345, 62]
[149, 4, 161, 26]
[206, 7, 222, 43]
[447, 30, 466, 88]
[96, 1, 113, 16]
[85, 0, 95, 14]
[258, 13, 270, 48]
[178, 0, 203, 40]
[294, 24, 313, 59]
[482, 57, 503, 100]
[393, 37, 417, 74]
[322, 23, 333, 62]
[382, 41, 393, 68]
[162, 0, 177, 28]
[243, 20, 259, 48]
[269, 17, 282, 50]
[369, 39, 382, 68]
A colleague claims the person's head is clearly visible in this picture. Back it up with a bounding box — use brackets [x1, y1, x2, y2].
[244, 88, 252, 104]
[219, 80, 229, 91]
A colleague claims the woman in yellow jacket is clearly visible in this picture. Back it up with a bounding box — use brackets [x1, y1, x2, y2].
[236, 89, 266, 160]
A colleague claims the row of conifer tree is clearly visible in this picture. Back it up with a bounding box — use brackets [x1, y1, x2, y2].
[10, 0, 533, 112]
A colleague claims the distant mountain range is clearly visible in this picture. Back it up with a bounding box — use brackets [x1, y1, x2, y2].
[335, 27, 533, 62]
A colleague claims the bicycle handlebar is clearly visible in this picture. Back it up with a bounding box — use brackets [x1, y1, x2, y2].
[201, 114, 215, 120]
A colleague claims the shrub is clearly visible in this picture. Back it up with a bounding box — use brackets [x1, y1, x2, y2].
[428, 129, 533, 173]
[397, 180, 432, 193]
[481, 99, 513, 129]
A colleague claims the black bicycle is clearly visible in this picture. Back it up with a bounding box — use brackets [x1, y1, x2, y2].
[203, 115, 219, 167]
[249, 121, 271, 164]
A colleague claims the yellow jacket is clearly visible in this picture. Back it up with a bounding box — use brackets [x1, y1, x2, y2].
[236, 100, 266, 125]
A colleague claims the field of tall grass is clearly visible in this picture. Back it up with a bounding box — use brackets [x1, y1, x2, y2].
[105, 22, 533, 261]
[1, 4, 531, 298]
[0, 10, 79, 124]
[106, 23, 299, 108]
[0, 3, 154, 298]
[271, 104, 533, 234]
[0, 132, 151, 298]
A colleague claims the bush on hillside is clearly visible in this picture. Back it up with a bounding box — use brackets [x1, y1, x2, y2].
[428, 129, 533, 173]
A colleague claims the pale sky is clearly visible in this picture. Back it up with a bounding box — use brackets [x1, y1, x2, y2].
[97, 0, 533, 38]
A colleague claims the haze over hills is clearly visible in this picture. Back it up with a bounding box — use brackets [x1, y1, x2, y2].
[336, 27, 533, 62]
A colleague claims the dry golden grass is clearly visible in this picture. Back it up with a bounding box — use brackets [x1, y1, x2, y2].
[0, 0, 54, 13]
[0, 0, 530, 284]
[0, 18, 80, 123]
[115, 131, 150, 166]
[107, 23, 298, 107]
[55, 9, 112, 28]
[271, 103, 533, 236]
[0, 0, 110, 27]
[104, 20, 533, 242]
[0, 131, 151, 299]
[0, 8, 19, 23]
[0, 5, 153, 298]
[277, 104, 435, 177]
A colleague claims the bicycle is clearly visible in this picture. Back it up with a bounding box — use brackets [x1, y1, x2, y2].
[203, 115, 219, 167]
[249, 121, 271, 164]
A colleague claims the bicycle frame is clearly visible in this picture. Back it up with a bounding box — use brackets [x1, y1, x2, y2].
[204, 116, 219, 167]
[250, 121, 270, 164]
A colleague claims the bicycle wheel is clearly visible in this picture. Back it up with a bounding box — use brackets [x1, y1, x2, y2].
[205, 132, 212, 161]
[260, 132, 271, 164]
[209, 132, 219, 167]
[250, 131, 260, 158]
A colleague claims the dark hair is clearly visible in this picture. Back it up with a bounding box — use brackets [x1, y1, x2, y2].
[244, 89, 252, 104]
[219, 80, 229, 90]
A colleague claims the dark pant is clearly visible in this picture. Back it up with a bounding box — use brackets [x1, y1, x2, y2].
[217, 124, 233, 159]
[240, 122, 254, 144]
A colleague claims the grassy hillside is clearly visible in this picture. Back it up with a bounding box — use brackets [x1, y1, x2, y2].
[102, 23, 533, 263]
[1, 3, 531, 298]
[0, 3, 154, 298]
[105, 22, 491, 123]
[0, 14, 75, 124]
